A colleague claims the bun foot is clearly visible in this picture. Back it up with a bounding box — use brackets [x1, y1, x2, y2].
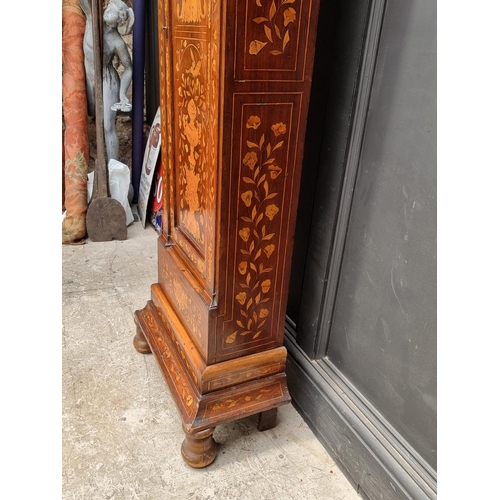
[133, 324, 151, 354]
[181, 426, 217, 468]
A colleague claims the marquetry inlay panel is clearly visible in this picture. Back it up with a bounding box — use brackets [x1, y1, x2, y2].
[218, 93, 303, 360]
[235, 0, 314, 81]
[161, 0, 219, 294]
[173, 37, 208, 252]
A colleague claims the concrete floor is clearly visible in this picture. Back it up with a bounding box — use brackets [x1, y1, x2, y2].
[62, 216, 360, 500]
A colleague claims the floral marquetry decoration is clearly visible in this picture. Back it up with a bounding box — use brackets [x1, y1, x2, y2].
[177, 0, 206, 23]
[246, 116, 262, 129]
[176, 41, 208, 248]
[271, 122, 287, 137]
[249, 0, 298, 56]
[225, 115, 289, 345]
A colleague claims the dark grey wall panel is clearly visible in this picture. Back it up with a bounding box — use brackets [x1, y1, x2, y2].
[145, 0, 160, 125]
[327, 0, 437, 469]
[285, 327, 437, 499]
[287, 0, 371, 352]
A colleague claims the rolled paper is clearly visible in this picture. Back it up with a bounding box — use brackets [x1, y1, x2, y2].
[62, 0, 90, 243]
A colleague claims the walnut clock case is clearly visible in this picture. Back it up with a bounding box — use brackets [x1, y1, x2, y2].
[133, 0, 321, 468]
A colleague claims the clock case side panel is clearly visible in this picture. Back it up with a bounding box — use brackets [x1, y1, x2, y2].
[214, 0, 322, 364]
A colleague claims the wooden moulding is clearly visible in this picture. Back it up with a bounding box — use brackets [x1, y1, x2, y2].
[134, 297, 290, 433]
[149, 280, 288, 394]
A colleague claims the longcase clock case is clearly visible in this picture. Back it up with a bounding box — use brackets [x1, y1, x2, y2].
[133, 0, 321, 467]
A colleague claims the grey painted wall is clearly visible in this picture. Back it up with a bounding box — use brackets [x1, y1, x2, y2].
[327, 0, 437, 469]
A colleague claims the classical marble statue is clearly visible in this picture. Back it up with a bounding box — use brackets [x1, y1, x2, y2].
[79, 0, 134, 161]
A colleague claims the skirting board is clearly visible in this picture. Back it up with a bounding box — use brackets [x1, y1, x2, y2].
[284, 328, 437, 500]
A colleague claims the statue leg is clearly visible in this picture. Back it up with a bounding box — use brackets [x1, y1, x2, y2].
[181, 425, 217, 468]
[103, 68, 120, 161]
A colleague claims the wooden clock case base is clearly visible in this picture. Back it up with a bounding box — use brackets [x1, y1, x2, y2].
[133, 266, 291, 468]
